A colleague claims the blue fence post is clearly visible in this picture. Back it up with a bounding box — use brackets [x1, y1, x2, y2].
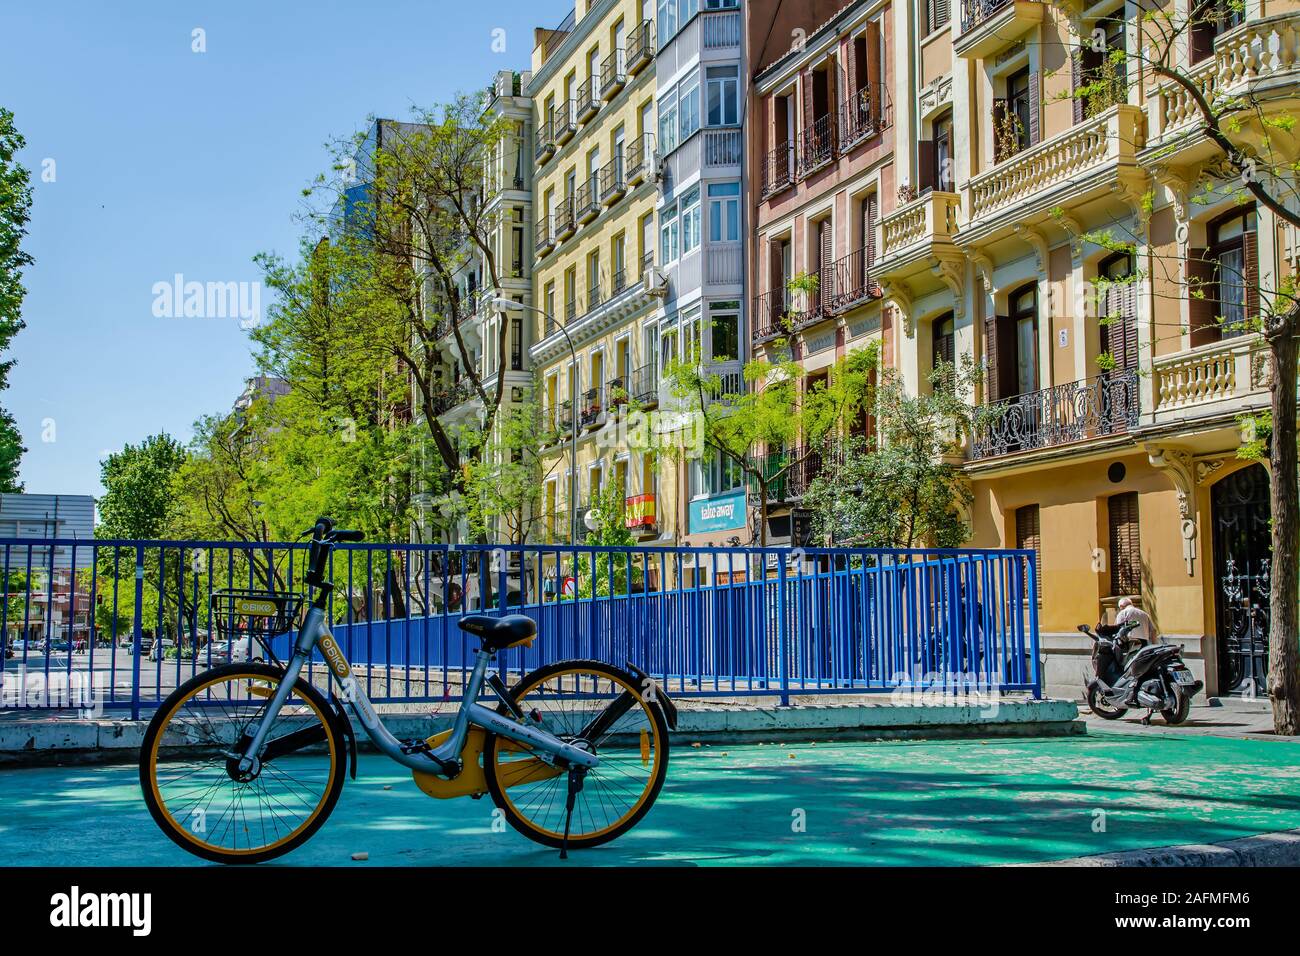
[777, 553, 789, 707]
[130, 545, 145, 720]
[1026, 551, 1042, 699]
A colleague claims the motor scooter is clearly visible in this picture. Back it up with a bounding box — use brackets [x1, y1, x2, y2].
[1080, 619, 1203, 725]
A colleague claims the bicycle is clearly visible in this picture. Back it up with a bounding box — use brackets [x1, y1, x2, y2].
[139, 517, 676, 863]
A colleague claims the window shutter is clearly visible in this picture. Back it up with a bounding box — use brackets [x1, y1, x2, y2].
[1244, 229, 1260, 323]
[801, 68, 815, 132]
[864, 192, 878, 269]
[1028, 71, 1041, 145]
[1187, 248, 1218, 347]
[819, 219, 833, 313]
[932, 0, 950, 32]
[865, 22, 882, 125]
[992, 99, 1008, 163]
[844, 49, 858, 121]
[1108, 492, 1140, 596]
[1071, 48, 1086, 124]
[1015, 504, 1042, 600]
[984, 314, 1001, 402]
[917, 139, 936, 192]
[1122, 282, 1139, 371]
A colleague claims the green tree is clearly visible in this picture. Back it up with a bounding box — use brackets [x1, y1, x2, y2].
[97, 433, 188, 539]
[663, 341, 877, 546]
[457, 392, 558, 545]
[574, 481, 641, 599]
[804, 359, 980, 549]
[0, 107, 33, 491]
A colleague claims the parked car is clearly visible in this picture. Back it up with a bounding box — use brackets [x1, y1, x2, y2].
[206, 639, 264, 664]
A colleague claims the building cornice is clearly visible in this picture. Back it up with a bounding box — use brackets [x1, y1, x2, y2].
[526, 0, 618, 95]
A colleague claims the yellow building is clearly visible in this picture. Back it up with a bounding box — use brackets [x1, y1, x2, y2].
[864, 0, 1297, 698]
[529, 1, 671, 545]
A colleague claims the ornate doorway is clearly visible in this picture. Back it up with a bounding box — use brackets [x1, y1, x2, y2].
[1211, 463, 1272, 696]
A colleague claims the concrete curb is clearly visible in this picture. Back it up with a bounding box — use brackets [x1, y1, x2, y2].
[1026, 828, 1300, 867]
[0, 699, 1081, 766]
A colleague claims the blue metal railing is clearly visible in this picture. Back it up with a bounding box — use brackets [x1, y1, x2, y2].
[0, 538, 1040, 716]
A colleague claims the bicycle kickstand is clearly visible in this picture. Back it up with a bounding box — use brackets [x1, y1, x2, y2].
[559, 766, 588, 861]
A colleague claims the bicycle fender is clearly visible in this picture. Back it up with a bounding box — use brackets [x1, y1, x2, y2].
[625, 661, 677, 731]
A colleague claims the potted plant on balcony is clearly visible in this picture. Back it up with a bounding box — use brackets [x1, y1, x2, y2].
[784, 271, 819, 331]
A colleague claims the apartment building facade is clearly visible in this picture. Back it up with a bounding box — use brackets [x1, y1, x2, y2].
[419, 70, 538, 543]
[748, 0, 1294, 698]
[529, 0, 668, 545]
[748, 0, 896, 549]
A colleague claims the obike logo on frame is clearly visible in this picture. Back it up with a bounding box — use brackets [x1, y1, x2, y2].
[318, 631, 351, 679]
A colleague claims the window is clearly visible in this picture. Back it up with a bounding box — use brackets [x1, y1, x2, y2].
[708, 182, 740, 242]
[1211, 209, 1257, 337]
[681, 305, 702, 362]
[640, 213, 655, 272]
[931, 312, 955, 391]
[706, 65, 739, 126]
[1191, 1, 1244, 63]
[510, 318, 523, 370]
[1014, 504, 1042, 600]
[660, 205, 680, 262]
[657, 0, 677, 47]
[1010, 284, 1038, 397]
[933, 112, 954, 191]
[659, 89, 679, 154]
[1108, 492, 1141, 596]
[710, 301, 739, 361]
[926, 0, 950, 35]
[1099, 253, 1137, 372]
[678, 71, 701, 142]
[695, 449, 744, 497]
[997, 68, 1033, 159]
[680, 185, 701, 254]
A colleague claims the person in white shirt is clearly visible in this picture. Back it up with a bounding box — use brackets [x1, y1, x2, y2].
[1115, 596, 1157, 644]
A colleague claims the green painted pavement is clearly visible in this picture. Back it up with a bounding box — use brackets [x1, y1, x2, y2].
[2, 726, 1298, 867]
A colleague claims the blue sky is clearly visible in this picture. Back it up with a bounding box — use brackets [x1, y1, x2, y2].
[0, 0, 566, 496]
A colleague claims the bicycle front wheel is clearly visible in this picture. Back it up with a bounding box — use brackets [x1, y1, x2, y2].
[483, 660, 670, 850]
[139, 663, 345, 864]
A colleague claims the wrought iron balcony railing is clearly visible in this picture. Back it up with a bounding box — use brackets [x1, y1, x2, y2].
[838, 86, 891, 150]
[798, 113, 836, 176]
[600, 49, 627, 99]
[534, 118, 555, 161]
[746, 446, 825, 501]
[970, 370, 1140, 461]
[575, 77, 600, 123]
[575, 177, 600, 223]
[961, 0, 1015, 34]
[626, 132, 654, 186]
[760, 142, 796, 198]
[599, 155, 626, 204]
[752, 288, 793, 343]
[631, 362, 658, 405]
[626, 19, 655, 75]
[826, 247, 882, 313]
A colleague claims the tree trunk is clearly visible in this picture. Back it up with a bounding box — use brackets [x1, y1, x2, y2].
[1268, 328, 1300, 735]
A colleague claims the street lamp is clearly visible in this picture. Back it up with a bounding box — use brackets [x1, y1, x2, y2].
[490, 297, 581, 545]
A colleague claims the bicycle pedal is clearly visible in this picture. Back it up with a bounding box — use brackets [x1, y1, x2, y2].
[400, 739, 432, 755]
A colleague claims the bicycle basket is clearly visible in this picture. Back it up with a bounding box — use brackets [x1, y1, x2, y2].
[210, 589, 304, 641]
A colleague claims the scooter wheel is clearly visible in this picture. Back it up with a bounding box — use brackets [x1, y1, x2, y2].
[1161, 694, 1191, 725]
[1087, 685, 1128, 720]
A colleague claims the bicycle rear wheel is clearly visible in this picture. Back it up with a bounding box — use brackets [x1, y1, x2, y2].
[139, 663, 345, 864]
[483, 660, 669, 850]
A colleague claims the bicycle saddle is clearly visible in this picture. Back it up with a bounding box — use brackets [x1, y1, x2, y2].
[458, 614, 536, 652]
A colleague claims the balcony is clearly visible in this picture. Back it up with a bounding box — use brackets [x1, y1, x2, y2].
[798, 113, 836, 177]
[825, 248, 882, 314]
[575, 178, 600, 224]
[838, 86, 889, 152]
[746, 447, 824, 502]
[534, 119, 555, 164]
[955, 0, 1044, 60]
[703, 128, 743, 167]
[1147, 12, 1300, 161]
[961, 105, 1143, 243]
[625, 133, 654, 186]
[432, 379, 476, 416]
[970, 371, 1139, 462]
[1151, 335, 1270, 426]
[553, 196, 575, 241]
[580, 387, 605, 428]
[751, 288, 793, 345]
[631, 363, 658, 406]
[624, 492, 657, 533]
[553, 101, 577, 146]
[600, 49, 627, 100]
[599, 156, 626, 205]
[760, 142, 796, 199]
[626, 19, 655, 76]
[575, 77, 600, 124]
[877, 191, 962, 279]
[535, 218, 555, 258]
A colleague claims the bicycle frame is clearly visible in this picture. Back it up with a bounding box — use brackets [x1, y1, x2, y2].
[235, 605, 599, 775]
